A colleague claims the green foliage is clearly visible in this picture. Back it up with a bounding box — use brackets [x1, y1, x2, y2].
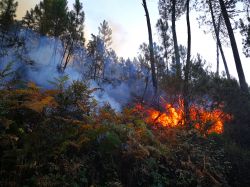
[98, 20, 112, 48]
[59, 0, 85, 70]
[155, 51, 250, 186]
[0, 0, 18, 31]
[36, 0, 69, 36]
[0, 0, 248, 186]
[86, 34, 105, 80]
[197, 75, 250, 186]
[49, 75, 69, 90]
[239, 16, 250, 57]
[1, 78, 249, 186]
[205, 77, 250, 147]
[0, 0, 22, 58]
[55, 80, 98, 120]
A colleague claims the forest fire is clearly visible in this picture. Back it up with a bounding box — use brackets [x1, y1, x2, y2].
[135, 98, 232, 134]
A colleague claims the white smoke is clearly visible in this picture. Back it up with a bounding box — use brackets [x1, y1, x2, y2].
[0, 29, 149, 111]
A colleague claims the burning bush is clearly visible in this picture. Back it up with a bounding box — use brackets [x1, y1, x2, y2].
[135, 97, 232, 135]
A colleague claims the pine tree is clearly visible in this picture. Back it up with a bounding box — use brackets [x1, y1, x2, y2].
[158, 0, 185, 78]
[156, 18, 172, 75]
[183, 0, 192, 125]
[195, 0, 232, 79]
[43, 0, 68, 37]
[208, 0, 230, 79]
[87, 34, 105, 80]
[142, 0, 158, 94]
[60, 0, 85, 70]
[0, 0, 18, 31]
[239, 16, 250, 57]
[0, 0, 20, 57]
[218, 0, 248, 92]
[139, 42, 165, 82]
[22, 10, 35, 30]
[22, 0, 68, 37]
[239, 0, 250, 57]
[71, 0, 85, 45]
[98, 20, 112, 48]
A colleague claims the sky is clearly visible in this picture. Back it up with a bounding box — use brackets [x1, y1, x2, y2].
[16, 0, 250, 84]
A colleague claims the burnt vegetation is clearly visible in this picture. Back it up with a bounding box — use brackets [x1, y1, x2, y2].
[0, 0, 250, 186]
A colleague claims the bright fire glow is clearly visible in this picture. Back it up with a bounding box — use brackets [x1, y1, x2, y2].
[135, 99, 232, 134]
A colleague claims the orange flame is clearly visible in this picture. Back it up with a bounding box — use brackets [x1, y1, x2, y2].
[135, 99, 232, 134]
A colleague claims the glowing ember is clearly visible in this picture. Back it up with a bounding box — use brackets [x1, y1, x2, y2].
[135, 99, 232, 134]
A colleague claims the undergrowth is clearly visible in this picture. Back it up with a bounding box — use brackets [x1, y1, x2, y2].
[0, 81, 236, 186]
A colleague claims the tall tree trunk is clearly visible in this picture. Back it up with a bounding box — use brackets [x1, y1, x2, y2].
[61, 42, 69, 68]
[142, 0, 158, 94]
[217, 15, 230, 79]
[216, 38, 219, 76]
[172, 0, 181, 78]
[216, 16, 221, 76]
[218, 0, 248, 92]
[208, 0, 230, 79]
[63, 43, 73, 71]
[184, 0, 191, 125]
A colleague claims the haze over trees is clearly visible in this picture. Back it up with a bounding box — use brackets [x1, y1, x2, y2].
[0, 0, 250, 186]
